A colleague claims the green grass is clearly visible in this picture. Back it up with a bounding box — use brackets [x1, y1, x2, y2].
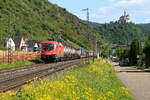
[0, 59, 134, 100]
[0, 61, 36, 69]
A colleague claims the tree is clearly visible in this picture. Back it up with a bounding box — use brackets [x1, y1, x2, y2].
[143, 36, 150, 68]
[129, 39, 142, 65]
[115, 47, 129, 61]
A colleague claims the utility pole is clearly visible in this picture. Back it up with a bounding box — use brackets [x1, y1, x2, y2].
[82, 8, 89, 41]
[8, 8, 12, 63]
[82, 8, 90, 61]
[7, 5, 15, 63]
[82, 8, 96, 62]
[92, 34, 96, 62]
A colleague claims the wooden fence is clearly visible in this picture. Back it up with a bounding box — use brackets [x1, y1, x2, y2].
[0, 50, 41, 63]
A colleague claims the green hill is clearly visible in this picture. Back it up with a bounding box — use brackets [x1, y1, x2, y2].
[139, 23, 150, 37]
[0, 0, 148, 57]
[139, 23, 150, 30]
[0, 0, 103, 49]
[90, 22, 146, 45]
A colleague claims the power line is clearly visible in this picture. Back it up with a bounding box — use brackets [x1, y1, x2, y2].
[82, 8, 97, 61]
[82, 8, 90, 41]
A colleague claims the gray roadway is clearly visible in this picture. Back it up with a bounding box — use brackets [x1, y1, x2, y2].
[112, 62, 150, 100]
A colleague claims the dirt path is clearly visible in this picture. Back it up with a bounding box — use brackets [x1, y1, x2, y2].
[112, 62, 150, 100]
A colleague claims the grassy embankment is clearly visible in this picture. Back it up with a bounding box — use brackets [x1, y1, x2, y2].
[0, 59, 134, 100]
[0, 61, 36, 69]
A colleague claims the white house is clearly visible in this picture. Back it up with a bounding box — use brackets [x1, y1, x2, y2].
[5, 38, 15, 51]
[12, 37, 28, 51]
[5, 37, 28, 51]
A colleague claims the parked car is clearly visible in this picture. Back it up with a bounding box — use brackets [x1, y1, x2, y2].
[112, 56, 119, 62]
[119, 60, 129, 66]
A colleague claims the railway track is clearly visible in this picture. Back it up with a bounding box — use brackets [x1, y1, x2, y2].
[0, 58, 88, 92]
[0, 63, 45, 75]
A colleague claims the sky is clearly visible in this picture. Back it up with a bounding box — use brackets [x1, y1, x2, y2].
[49, 0, 150, 24]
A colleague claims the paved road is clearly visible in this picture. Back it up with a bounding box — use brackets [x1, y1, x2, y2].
[112, 62, 150, 100]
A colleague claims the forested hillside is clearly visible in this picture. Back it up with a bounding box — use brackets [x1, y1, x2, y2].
[90, 23, 146, 45]
[0, 0, 104, 49]
[0, 0, 149, 57]
[139, 23, 150, 36]
[140, 23, 150, 30]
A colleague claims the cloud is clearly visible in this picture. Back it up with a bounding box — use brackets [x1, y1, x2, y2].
[100, 0, 145, 13]
[97, 0, 150, 23]
[104, 0, 116, 2]
[143, 19, 150, 23]
[75, 0, 150, 23]
[74, 13, 86, 20]
[104, 0, 143, 3]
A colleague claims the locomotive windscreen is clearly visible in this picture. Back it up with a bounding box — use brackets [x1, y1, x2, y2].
[43, 43, 55, 51]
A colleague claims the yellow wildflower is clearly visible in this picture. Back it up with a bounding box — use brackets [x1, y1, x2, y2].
[22, 85, 32, 89]
[5, 91, 16, 95]
[106, 91, 113, 96]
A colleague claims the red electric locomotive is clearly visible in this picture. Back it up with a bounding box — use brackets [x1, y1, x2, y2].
[41, 41, 80, 62]
[41, 41, 64, 62]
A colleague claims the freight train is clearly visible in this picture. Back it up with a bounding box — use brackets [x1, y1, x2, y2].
[41, 41, 95, 63]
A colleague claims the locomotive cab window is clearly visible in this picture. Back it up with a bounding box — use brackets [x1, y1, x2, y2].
[43, 43, 55, 51]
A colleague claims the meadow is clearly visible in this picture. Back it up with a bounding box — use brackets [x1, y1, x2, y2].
[0, 59, 134, 100]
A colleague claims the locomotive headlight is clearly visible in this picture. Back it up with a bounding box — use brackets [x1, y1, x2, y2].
[54, 44, 57, 49]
